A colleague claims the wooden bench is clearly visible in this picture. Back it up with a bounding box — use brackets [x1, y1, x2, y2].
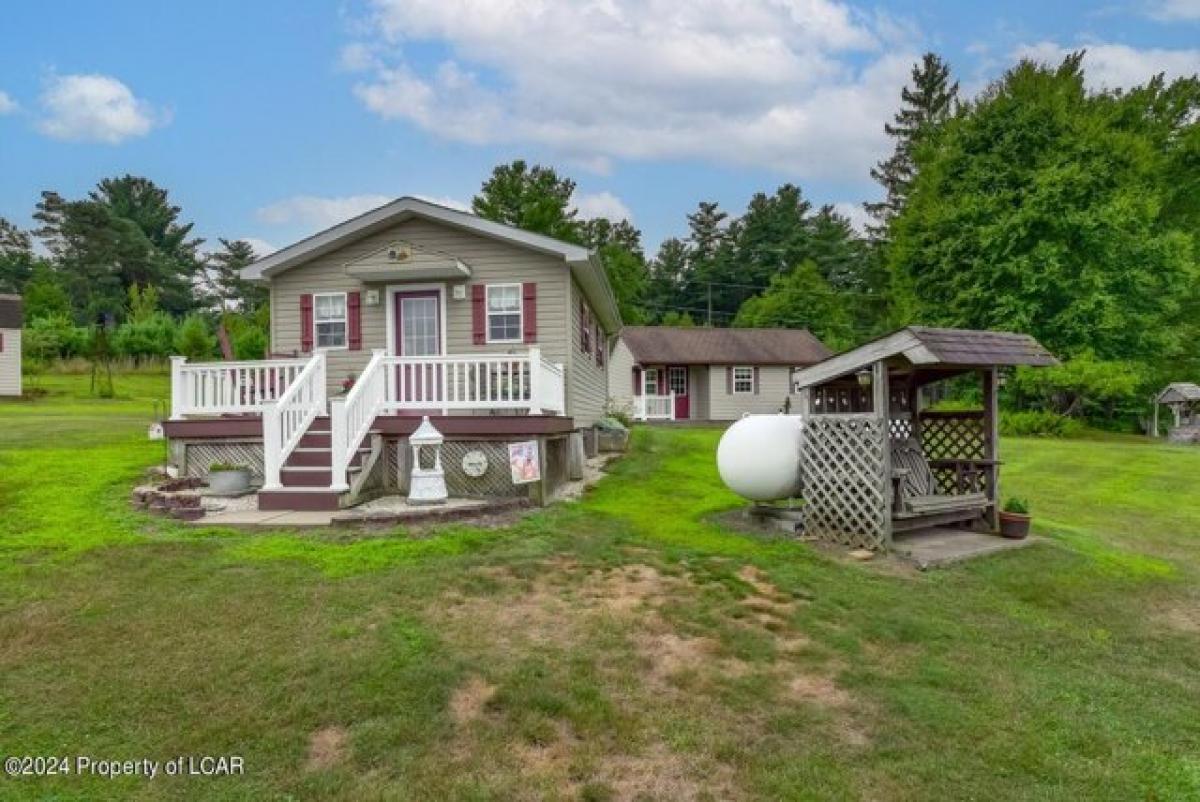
[890, 438, 990, 529]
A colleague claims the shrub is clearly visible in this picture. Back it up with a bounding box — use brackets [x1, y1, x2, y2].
[174, 315, 217, 360]
[232, 325, 267, 360]
[23, 314, 91, 360]
[209, 462, 248, 472]
[1003, 497, 1030, 515]
[112, 312, 178, 361]
[1000, 410, 1084, 438]
[1006, 354, 1147, 429]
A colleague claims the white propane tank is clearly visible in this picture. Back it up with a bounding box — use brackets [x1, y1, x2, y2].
[716, 414, 805, 501]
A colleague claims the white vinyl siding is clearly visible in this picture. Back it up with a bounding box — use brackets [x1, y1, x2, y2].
[705, 365, 802, 420]
[565, 276, 609, 427]
[605, 338, 638, 416]
[0, 328, 20, 396]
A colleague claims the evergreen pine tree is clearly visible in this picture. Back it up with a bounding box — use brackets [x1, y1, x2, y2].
[865, 52, 958, 240]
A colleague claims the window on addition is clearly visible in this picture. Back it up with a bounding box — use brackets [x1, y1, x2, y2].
[732, 366, 754, 394]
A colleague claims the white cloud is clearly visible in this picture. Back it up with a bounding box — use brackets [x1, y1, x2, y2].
[241, 237, 278, 257]
[573, 191, 633, 223]
[346, 0, 918, 180]
[1015, 41, 1200, 90]
[0, 91, 17, 115]
[256, 194, 393, 228]
[37, 74, 164, 144]
[832, 201, 871, 234]
[1146, 0, 1200, 20]
[413, 194, 470, 211]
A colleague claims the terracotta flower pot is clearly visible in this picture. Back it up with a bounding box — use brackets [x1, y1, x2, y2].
[998, 511, 1031, 539]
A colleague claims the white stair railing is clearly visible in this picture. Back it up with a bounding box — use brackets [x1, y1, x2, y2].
[261, 352, 327, 490]
[330, 349, 387, 492]
[536, 354, 566, 415]
[169, 355, 309, 419]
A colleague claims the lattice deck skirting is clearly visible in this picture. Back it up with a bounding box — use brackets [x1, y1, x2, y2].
[181, 441, 264, 480]
[801, 415, 890, 551]
[386, 438, 564, 498]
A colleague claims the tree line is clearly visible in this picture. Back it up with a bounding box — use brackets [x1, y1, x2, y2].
[1, 49, 1196, 426]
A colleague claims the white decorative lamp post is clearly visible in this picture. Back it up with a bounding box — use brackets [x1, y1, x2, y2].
[407, 416, 448, 505]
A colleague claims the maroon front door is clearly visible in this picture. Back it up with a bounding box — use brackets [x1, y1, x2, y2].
[394, 290, 442, 410]
[668, 366, 689, 420]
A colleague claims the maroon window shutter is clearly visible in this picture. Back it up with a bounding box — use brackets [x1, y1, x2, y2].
[596, 323, 604, 365]
[753, 367, 761, 395]
[633, 367, 641, 395]
[522, 282, 537, 343]
[726, 366, 733, 394]
[579, 301, 588, 351]
[347, 291, 362, 350]
[0, 331, 4, 352]
[471, 285, 486, 345]
[300, 294, 314, 352]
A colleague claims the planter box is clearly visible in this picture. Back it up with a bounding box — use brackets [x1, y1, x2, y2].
[999, 511, 1031, 539]
[208, 469, 251, 495]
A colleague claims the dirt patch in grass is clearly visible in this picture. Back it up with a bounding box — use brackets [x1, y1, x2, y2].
[450, 674, 497, 725]
[514, 719, 741, 802]
[582, 563, 678, 613]
[306, 725, 349, 771]
[1156, 598, 1200, 635]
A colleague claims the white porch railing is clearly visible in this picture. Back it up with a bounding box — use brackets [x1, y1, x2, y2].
[169, 355, 310, 419]
[379, 347, 565, 415]
[261, 352, 327, 490]
[635, 393, 675, 421]
[330, 349, 387, 492]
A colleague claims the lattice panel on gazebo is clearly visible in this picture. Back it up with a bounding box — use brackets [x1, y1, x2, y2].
[919, 413, 985, 460]
[888, 415, 913, 441]
[801, 415, 889, 551]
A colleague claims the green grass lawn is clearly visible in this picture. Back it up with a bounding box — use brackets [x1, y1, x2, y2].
[2, 374, 1199, 801]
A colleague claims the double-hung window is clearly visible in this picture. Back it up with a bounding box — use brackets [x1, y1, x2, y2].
[732, 366, 754, 394]
[486, 284, 522, 343]
[314, 292, 347, 349]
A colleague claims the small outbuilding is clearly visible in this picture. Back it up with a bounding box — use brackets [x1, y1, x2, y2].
[790, 326, 1057, 551]
[0, 294, 22, 397]
[1154, 383, 1200, 443]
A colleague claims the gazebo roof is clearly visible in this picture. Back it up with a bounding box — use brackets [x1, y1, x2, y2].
[792, 326, 1057, 390]
[1157, 382, 1200, 404]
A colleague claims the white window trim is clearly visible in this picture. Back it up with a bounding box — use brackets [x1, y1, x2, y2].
[313, 291, 348, 351]
[643, 367, 661, 396]
[732, 365, 754, 395]
[485, 283, 524, 345]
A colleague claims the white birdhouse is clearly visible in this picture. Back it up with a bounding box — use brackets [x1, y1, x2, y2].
[407, 416, 448, 504]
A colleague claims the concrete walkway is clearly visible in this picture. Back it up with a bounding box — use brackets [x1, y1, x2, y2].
[893, 527, 1037, 569]
[193, 496, 518, 529]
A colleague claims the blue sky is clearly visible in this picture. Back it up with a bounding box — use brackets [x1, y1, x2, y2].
[1, 0, 1198, 256]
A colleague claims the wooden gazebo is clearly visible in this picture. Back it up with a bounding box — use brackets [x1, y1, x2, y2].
[791, 327, 1057, 551]
[1154, 383, 1200, 442]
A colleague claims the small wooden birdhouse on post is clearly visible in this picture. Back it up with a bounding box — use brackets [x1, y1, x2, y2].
[407, 416, 448, 504]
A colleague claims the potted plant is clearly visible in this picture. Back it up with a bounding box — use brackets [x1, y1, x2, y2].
[207, 462, 251, 494]
[999, 497, 1032, 539]
[341, 373, 357, 394]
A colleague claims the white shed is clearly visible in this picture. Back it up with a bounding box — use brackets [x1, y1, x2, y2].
[0, 294, 21, 397]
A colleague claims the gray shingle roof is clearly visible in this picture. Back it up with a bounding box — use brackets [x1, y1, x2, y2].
[905, 326, 1058, 367]
[620, 326, 832, 366]
[0, 294, 22, 329]
[1158, 383, 1200, 404]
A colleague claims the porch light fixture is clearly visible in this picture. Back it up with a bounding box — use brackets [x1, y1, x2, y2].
[856, 369, 872, 387]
